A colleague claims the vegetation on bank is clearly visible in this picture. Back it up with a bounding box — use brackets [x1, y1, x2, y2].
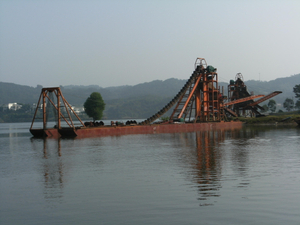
[236, 112, 300, 124]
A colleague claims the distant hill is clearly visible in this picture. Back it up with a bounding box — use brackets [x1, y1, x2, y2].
[0, 83, 41, 105]
[0, 74, 299, 119]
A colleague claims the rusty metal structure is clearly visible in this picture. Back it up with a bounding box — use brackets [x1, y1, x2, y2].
[30, 87, 85, 137]
[141, 58, 226, 124]
[226, 73, 282, 117]
[30, 58, 281, 138]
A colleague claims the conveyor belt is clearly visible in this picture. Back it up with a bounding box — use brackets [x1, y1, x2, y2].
[246, 91, 282, 107]
[224, 95, 264, 106]
[140, 66, 202, 125]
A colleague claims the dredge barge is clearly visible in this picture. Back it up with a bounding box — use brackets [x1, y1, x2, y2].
[30, 58, 281, 138]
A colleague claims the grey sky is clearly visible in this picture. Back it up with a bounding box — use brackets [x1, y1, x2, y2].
[1, 0, 299, 88]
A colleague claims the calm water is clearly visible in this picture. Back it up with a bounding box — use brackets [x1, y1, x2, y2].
[1, 122, 300, 225]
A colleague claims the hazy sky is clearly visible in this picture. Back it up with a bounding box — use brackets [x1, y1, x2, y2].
[1, 0, 300, 88]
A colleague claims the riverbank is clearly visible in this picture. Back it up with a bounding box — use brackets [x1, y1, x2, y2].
[237, 113, 300, 125]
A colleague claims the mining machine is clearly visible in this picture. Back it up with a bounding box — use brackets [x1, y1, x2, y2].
[141, 58, 228, 124]
[226, 73, 282, 117]
[140, 61, 282, 124]
[30, 58, 249, 138]
[30, 58, 283, 139]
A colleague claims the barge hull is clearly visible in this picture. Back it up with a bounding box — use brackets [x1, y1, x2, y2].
[56, 121, 243, 138]
[30, 128, 60, 138]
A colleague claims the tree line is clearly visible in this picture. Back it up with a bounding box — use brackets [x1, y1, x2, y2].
[282, 84, 300, 112]
[260, 84, 300, 113]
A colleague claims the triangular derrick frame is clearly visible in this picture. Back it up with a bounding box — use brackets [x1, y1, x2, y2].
[30, 87, 85, 130]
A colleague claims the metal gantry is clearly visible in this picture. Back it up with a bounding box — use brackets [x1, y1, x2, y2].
[30, 87, 85, 130]
[170, 58, 223, 122]
[227, 74, 282, 117]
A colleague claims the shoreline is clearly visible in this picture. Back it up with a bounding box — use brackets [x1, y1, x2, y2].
[238, 114, 300, 126]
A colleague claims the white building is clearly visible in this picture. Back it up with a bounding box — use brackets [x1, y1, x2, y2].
[72, 106, 85, 114]
[7, 103, 22, 111]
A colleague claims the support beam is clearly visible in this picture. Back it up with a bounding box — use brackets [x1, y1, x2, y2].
[224, 107, 238, 117]
[247, 91, 282, 107]
[178, 74, 202, 118]
[224, 95, 264, 106]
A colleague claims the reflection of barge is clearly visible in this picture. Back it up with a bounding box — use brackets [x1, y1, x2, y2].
[30, 58, 280, 138]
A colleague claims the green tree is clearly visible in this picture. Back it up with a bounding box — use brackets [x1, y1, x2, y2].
[293, 84, 300, 99]
[267, 99, 276, 113]
[283, 98, 294, 112]
[260, 104, 269, 113]
[18, 103, 31, 113]
[84, 92, 105, 122]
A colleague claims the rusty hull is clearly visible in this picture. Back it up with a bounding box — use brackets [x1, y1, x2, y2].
[30, 121, 243, 138]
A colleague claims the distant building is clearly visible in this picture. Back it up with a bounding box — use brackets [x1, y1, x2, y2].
[72, 106, 84, 114]
[7, 103, 22, 111]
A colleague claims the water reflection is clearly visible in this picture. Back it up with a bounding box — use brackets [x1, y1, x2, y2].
[175, 127, 259, 206]
[194, 130, 223, 206]
[31, 138, 64, 202]
[29, 137, 106, 205]
[172, 129, 229, 206]
[175, 126, 299, 206]
[27, 125, 299, 209]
